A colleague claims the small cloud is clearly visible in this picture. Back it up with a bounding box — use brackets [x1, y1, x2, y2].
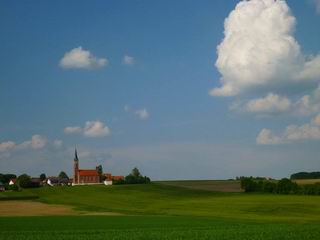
[315, 0, 320, 14]
[59, 47, 108, 69]
[0, 141, 16, 152]
[83, 121, 111, 137]
[0, 135, 47, 154]
[135, 108, 149, 120]
[124, 104, 130, 112]
[53, 139, 63, 148]
[18, 135, 47, 149]
[256, 129, 282, 145]
[64, 126, 82, 134]
[257, 114, 320, 145]
[124, 105, 150, 120]
[245, 93, 291, 114]
[64, 121, 111, 138]
[122, 55, 134, 65]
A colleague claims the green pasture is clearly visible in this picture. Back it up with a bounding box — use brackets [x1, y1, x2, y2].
[1, 182, 320, 239]
[1, 183, 320, 222]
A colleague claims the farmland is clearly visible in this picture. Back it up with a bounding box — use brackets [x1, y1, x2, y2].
[1, 182, 320, 239]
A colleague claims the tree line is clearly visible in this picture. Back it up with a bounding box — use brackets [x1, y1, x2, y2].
[240, 177, 320, 195]
[290, 171, 320, 180]
[113, 167, 150, 185]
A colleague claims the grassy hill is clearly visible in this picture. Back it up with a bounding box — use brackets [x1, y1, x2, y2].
[1, 182, 320, 239]
[157, 179, 242, 192]
[1, 182, 320, 222]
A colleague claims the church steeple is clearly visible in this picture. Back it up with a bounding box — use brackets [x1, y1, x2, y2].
[73, 148, 79, 184]
[74, 148, 79, 162]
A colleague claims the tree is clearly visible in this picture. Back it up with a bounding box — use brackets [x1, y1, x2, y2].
[17, 174, 32, 188]
[96, 165, 103, 175]
[131, 167, 141, 178]
[277, 178, 298, 194]
[240, 177, 257, 192]
[40, 173, 46, 181]
[58, 171, 69, 179]
[121, 167, 150, 185]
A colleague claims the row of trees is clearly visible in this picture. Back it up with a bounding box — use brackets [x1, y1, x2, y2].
[290, 171, 320, 180]
[240, 177, 320, 195]
[113, 167, 150, 185]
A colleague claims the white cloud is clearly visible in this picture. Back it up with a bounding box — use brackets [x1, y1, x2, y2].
[19, 135, 47, 149]
[83, 121, 111, 137]
[122, 55, 134, 65]
[53, 139, 63, 148]
[315, 0, 320, 14]
[294, 85, 320, 115]
[59, 47, 108, 69]
[210, 0, 320, 97]
[0, 135, 47, 153]
[256, 129, 282, 145]
[257, 114, 320, 144]
[124, 104, 130, 112]
[135, 108, 149, 120]
[124, 105, 150, 120]
[245, 93, 291, 113]
[0, 141, 16, 152]
[64, 126, 82, 134]
[64, 121, 111, 138]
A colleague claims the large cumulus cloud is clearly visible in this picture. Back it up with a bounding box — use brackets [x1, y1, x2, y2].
[210, 0, 320, 97]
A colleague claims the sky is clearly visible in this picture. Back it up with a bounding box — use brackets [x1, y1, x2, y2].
[0, 0, 320, 180]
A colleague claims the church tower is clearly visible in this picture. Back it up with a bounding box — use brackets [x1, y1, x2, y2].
[73, 148, 79, 184]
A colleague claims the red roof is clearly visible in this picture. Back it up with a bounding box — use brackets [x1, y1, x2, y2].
[112, 176, 124, 180]
[78, 169, 100, 176]
[10, 179, 17, 184]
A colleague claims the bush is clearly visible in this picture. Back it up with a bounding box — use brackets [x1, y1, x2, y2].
[240, 177, 257, 192]
[277, 178, 299, 194]
[17, 174, 32, 188]
[6, 184, 19, 191]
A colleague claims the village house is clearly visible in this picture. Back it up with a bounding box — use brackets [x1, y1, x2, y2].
[9, 179, 16, 185]
[46, 177, 71, 186]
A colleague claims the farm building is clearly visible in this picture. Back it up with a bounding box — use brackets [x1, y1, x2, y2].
[9, 179, 16, 185]
[46, 177, 71, 186]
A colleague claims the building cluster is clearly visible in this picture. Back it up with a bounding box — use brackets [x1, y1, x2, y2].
[0, 149, 124, 190]
[73, 149, 124, 185]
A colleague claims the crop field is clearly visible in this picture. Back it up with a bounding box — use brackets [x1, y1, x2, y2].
[1, 215, 320, 240]
[1, 182, 320, 239]
[294, 179, 320, 185]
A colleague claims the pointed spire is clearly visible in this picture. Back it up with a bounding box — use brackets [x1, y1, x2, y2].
[74, 148, 79, 161]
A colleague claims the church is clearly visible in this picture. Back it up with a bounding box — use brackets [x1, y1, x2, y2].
[73, 149, 123, 185]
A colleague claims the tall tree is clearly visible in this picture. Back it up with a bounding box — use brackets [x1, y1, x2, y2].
[58, 171, 69, 179]
[131, 167, 141, 178]
[40, 173, 46, 181]
[17, 174, 32, 188]
[96, 165, 103, 175]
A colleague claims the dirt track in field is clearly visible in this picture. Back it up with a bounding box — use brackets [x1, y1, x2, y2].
[0, 201, 123, 216]
[0, 201, 78, 216]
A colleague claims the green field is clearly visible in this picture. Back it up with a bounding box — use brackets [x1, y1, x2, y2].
[1, 182, 320, 239]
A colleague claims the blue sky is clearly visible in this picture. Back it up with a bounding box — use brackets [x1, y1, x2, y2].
[0, 0, 320, 180]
